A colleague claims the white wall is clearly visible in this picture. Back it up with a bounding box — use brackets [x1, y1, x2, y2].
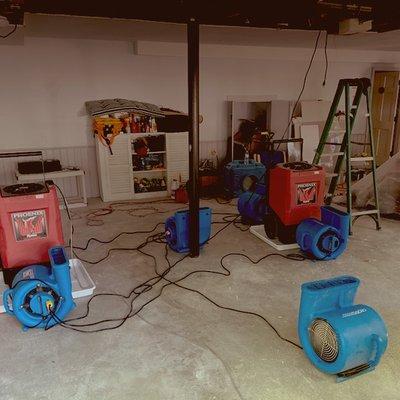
[1, 16, 399, 155]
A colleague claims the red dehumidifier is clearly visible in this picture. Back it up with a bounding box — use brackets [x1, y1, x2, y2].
[0, 182, 64, 285]
[264, 162, 325, 244]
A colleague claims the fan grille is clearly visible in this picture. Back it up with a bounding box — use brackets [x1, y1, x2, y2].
[309, 319, 339, 363]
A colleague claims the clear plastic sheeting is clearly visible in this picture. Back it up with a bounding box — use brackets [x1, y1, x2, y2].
[351, 152, 400, 215]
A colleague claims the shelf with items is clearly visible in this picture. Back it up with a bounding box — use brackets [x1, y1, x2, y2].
[131, 133, 166, 154]
[132, 168, 167, 174]
[132, 190, 169, 200]
[131, 133, 166, 178]
[95, 130, 189, 202]
[132, 153, 166, 173]
[132, 150, 166, 155]
[133, 175, 167, 195]
[131, 132, 165, 138]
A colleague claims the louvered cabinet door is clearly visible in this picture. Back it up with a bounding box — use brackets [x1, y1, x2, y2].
[96, 134, 133, 201]
[166, 132, 189, 193]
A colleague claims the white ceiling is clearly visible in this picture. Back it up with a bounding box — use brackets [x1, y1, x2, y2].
[5, 13, 400, 52]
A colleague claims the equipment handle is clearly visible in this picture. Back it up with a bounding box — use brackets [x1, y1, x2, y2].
[370, 334, 385, 367]
[3, 289, 14, 315]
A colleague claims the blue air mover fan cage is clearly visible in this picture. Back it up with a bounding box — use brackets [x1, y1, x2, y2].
[3, 246, 75, 331]
[296, 206, 349, 260]
[298, 275, 387, 381]
[165, 207, 212, 253]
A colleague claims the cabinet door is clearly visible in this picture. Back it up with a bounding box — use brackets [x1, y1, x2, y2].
[166, 132, 189, 192]
[96, 134, 133, 201]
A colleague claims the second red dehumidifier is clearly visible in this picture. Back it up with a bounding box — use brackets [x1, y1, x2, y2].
[264, 162, 325, 244]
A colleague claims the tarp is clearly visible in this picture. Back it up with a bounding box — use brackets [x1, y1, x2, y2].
[351, 152, 400, 215]
[85, 98, 164, 118]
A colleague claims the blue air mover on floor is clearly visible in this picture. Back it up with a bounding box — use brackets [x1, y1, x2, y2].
[224, 160, 265, 197]
[298, 276, 388, 381]
[296, 206, 349, 260]
[3, 246, 75, 331]
[237, 184, 267, 225]
[165, 207, 212, 253]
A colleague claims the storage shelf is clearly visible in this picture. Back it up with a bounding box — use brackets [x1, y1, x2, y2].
[96, 131, 188, 202]
[132, 168, 167, 174]
[132, 151, 166, 155]
[132, 190, 168, 199]
[131, 132, 164, 138]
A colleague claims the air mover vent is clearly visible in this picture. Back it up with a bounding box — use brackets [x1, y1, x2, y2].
[307, 277, 358, 291]
[283, 162, 313, 170]
[309, 319, 339, 363]
[1, 183, 47, 197]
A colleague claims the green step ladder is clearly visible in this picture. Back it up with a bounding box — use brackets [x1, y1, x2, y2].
[313, 78, 381, 235]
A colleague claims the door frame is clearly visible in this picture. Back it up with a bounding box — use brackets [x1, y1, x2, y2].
[370, 65, 400, 160]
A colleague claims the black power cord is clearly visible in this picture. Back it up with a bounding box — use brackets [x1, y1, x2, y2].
[0, 24, 17, 39]
[276, 30, 323, 147]
[47, 209, 305, 349]
[51, 185, 304, 349]
[139, 244, 305, 350]
[323, 31, 329, 87]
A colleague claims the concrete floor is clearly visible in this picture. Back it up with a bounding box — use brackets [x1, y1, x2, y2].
[1, 198, 399, 400]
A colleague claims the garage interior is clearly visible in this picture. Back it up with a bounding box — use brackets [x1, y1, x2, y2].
[0, 1, 400, 399]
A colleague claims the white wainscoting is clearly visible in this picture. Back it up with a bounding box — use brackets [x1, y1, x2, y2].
[0, 140, 228, 199]
[0, 146, 99, 198]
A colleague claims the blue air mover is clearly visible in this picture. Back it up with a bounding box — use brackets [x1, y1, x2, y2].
[237, 184, 267, 225]
[3, 246, 75, 331]
[296, 206, 350, 260]
[165, 207, 212, 253]
[298, 276, 387, 381]
[224, 160, 265, 197]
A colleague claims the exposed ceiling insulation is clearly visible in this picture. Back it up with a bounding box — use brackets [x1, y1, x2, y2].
[1, 0, 400, 33]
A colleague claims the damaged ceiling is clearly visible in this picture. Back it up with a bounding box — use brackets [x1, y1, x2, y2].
[1, 0, 400, 33]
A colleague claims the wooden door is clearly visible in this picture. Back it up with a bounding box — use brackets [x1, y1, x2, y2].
[371, 71, 399, 165]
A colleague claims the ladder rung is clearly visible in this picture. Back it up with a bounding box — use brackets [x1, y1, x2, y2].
[320, 152, 345, 157]
[329, 129, 346, 135]
[350, 141, 371, 146]
[352, 209, 379, 216]
[324, 142, 342, 146]
[326, 173, 339, 178]
[350, 157, 373, 162]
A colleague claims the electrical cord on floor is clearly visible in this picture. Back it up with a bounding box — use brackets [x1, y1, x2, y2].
[84, 199, 186, 226]
[51, 185, 303, 347]
[73, 222, 165, 251]
[47, 212, 305, 350]
[137, 244, 305, 350]
[0, 24, 17, 39]
[72, 217, 239, 265]
[45, 216, 241, 331]
[54, 183, 74, 259]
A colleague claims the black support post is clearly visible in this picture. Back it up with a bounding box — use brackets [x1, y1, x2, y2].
[187, 19, 200, 257]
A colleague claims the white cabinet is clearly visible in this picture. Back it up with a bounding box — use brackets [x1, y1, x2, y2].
[96, 134, 133, 202]
[96, 132, 188, 202]
[166, 132, 189, 184]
